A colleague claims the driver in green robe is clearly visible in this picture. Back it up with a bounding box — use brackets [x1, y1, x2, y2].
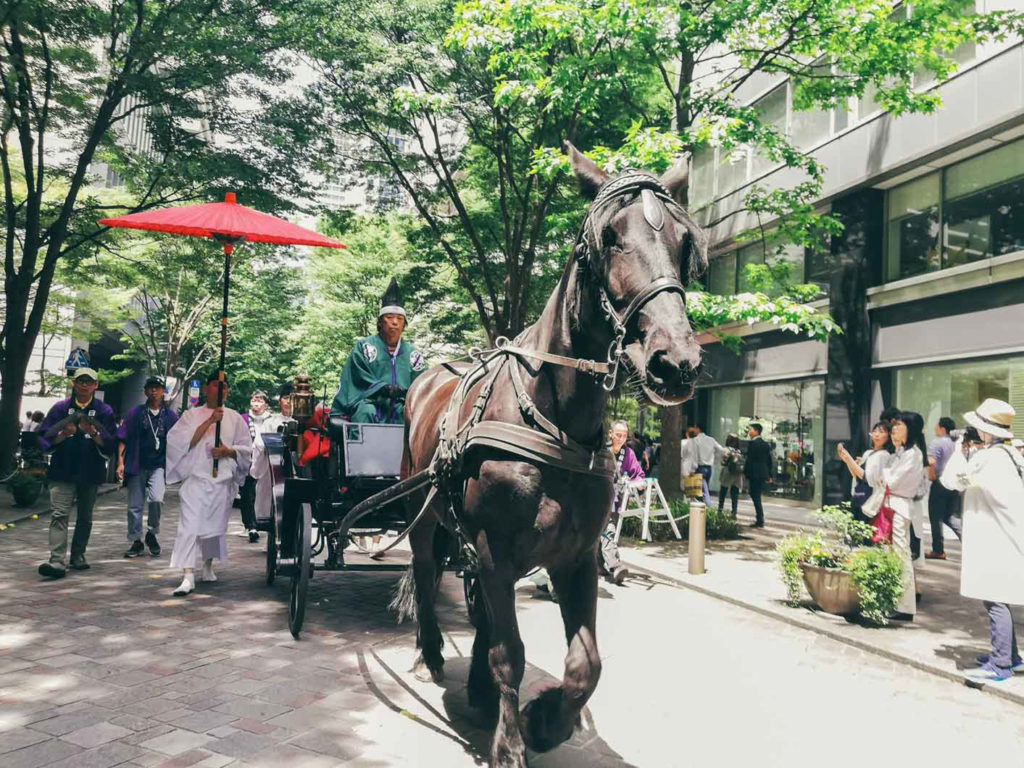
[331, 278, 428, 424]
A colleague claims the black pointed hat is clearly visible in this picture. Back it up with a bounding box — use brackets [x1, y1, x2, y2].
[379, 277, 406, 318]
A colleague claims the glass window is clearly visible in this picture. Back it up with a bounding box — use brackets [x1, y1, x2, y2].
[773, 242, 807, 287]
[717, 146, 749, 195]
[895, 355, 1024, 439]
[708, 251, 737, 296]
[791, 106, 831, 151]
[737, 243, 765, 292]
[887, 173, 941, 280]
[944, 140, 1024, 265]
[751, 85, 788, 177]
[691, 146, 715, 208]
[708, 380, 825, 503]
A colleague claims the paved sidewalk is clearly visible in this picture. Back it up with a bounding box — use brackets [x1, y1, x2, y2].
[620, 516, 1024, 706]
[0, 484, 121, 527]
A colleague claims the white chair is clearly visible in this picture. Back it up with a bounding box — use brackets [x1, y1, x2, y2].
[613, 478, 686, 543]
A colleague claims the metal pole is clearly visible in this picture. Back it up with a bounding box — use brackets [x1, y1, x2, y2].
[212, 243, 232, 478]
[688, 501, 706, 575]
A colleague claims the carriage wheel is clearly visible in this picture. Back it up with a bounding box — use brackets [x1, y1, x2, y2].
[265, 513, 277, 586]
[288, 502, 312, 638]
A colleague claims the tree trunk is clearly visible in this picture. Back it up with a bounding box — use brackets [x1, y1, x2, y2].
[659, 404, 682, 499]
[0, 350, 30, 473]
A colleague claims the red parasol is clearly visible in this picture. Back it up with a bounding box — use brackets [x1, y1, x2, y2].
[100, 192, 345, 476]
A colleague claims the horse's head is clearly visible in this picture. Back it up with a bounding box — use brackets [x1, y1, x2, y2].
[565, 142, 708, 405]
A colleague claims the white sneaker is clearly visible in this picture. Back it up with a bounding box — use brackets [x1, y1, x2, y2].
[172, 577, 195, 596]
[200, 559, 217, 583]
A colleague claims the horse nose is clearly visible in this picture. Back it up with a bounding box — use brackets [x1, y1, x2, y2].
[647, 347, 701, 388]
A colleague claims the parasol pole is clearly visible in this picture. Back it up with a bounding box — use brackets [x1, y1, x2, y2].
[212, 233, 243, 477]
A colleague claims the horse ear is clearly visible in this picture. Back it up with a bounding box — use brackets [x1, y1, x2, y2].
[680, 211, 709, 282]
[661, 157, 690, 206]
[563, 141, 609, 200]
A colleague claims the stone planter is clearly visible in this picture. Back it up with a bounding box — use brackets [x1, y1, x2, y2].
[800, 564, 860, 616]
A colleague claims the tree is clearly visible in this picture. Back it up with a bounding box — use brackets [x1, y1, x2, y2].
[290, 0, 653, 343]
[0, 0, 314, 470]
[453, 0, 1022, 496]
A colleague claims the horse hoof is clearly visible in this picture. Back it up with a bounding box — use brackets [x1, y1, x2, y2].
[412, 654, 444, 683]
[522, 686, 577, 753]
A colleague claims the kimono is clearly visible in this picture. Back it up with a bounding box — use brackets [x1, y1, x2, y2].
[165, 405, 252, 569]
[942, 443, 1024, 605]
[331, 334, 427, 424]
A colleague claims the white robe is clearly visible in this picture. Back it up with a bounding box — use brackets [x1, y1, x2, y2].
[249, 412, 292, 527]
[166, 406, 252, 569]
[942, 443, 1024, 605]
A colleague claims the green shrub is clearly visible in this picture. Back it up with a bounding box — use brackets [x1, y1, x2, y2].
[619, 498, 740, 542]
[776, 532, 843, 604]
[844, 547, 905, 626]
[8, 472, 42, 507]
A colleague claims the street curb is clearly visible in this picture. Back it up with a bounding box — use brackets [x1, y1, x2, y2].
[620, 553, 1024, 709]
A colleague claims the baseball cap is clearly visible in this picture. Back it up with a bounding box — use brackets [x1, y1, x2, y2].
[72, 367, 99, 382]
[144, 376, 166, 389]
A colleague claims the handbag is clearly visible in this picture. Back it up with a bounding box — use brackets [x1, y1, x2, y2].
[871, 489, 895, 545]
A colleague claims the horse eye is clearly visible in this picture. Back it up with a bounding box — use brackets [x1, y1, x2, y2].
[601, 227, 617, 250]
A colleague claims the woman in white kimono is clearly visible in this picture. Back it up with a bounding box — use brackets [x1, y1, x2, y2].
[942, 398, 1024, 683]
[165, 376, 252, 596]
[880, 411, 929, 619]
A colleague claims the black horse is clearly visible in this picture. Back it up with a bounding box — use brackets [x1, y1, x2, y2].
[399, 142, 707, 768]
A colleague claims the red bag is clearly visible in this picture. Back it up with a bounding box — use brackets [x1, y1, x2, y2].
[871, 489, 895, 544]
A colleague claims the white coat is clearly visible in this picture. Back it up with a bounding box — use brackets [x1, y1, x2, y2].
[942, 442, 1024, 605]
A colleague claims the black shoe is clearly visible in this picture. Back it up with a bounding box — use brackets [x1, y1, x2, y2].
[248, 530, 260, 543]
[612, 566, 628, 585]
[145, 531, 161, 557]
[69, 559, 90, 571]
[38, 562, 66, 579]
[124, 540, 145, 558]
[891, 612, 914, 622]
[750, 521, 765, 528]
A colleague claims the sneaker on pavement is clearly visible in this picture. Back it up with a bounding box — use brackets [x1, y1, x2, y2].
[924, 551, 947, 560]
[248, 530, 260, 543]
[173, 577, 195, 596]
[69, 558, 90, 571]
[124, 540, 145, 558]
[38, 562, 66, 579]
[975, 654, 1024, 672]
[145, 531, 161, 557]
[965, 664, 1012, 683]
[612, 566, 629, 585]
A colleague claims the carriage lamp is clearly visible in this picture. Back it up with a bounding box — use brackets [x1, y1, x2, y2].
[290, 374, 315, 424]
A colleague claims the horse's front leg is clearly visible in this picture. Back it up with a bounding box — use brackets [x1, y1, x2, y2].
[523, 551, 602, 753]
[408, 513, 445, 683]
[478, 565, 527, 768]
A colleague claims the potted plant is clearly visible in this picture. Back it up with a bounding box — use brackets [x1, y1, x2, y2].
[777, 505, 905, 625]
[8, 471, 42, 507]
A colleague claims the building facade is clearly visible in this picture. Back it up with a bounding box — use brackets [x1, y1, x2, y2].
[688, 13, 1024, 507]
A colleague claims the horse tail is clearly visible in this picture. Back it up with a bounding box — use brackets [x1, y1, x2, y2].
[389, 566, 417, 624]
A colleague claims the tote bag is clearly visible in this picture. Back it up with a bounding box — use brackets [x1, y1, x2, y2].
[871, 489, 895, 545]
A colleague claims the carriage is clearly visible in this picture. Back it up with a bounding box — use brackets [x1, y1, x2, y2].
[255, 390, 478, 638]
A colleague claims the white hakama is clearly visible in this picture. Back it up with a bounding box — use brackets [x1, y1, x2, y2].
[165, 406, 252, 570]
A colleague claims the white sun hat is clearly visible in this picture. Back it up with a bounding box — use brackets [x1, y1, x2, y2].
[963, 398, 1015, 441]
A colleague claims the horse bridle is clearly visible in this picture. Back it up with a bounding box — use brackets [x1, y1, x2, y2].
[574, 171, 690, 390]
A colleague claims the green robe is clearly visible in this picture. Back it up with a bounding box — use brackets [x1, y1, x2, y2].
[331, 335, 428, 424]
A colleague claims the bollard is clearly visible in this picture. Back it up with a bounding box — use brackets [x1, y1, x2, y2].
[688, 501, 706, 575]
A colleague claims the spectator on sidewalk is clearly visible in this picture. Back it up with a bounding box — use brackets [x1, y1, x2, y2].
[744, 423, 773, 527]
[240, 390, 271, 543]
[691, 425, 725, 507]
[117, 377, 178, 558]
[717, 434, 743, 518]
[36, 368, 117, 579]
[680, 426, 698, 478]
[941, 398, 1024, 683]
[165, 373, 252, 597]
[837, 421, 893, 522]
[925, 416, 962, 560]
[600, 420, 644, 585]
[881, 411, 929, 620]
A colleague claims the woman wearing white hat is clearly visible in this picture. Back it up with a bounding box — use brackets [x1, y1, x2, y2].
[941, 398, 1024, 683]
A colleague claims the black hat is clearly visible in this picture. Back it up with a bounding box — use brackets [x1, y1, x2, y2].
[144, 376, 166, 390]
[379, 277, 406, 318]
[206, 371, 228, 384]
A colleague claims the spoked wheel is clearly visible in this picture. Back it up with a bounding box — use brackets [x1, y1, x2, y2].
[265, 514, 277, 586]
[460, 536, 482, 628]
[288, 502, 312, 638]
